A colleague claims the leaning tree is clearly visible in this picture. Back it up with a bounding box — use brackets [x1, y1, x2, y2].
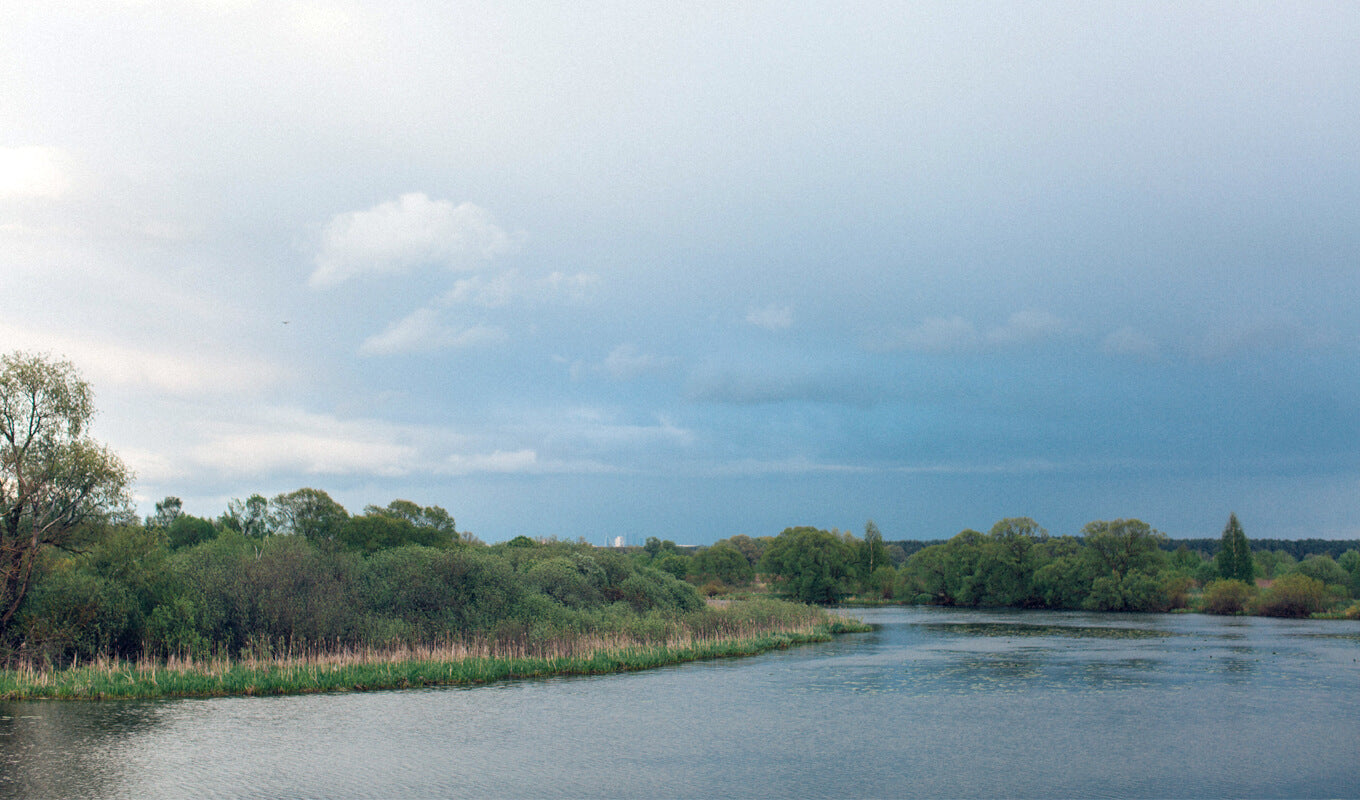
[0, 352, 132, 632]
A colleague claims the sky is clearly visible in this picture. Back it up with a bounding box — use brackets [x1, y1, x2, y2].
[3, 1, 1359, 544]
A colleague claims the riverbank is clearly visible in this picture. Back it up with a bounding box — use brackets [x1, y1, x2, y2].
[0, 602, 869, 700]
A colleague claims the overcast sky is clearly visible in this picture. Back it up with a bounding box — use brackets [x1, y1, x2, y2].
[3, 1, 1358, 543]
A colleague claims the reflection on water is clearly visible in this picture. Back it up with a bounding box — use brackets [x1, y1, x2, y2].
[919, 622, 1173, 639]
[3, 607, 1358, 799]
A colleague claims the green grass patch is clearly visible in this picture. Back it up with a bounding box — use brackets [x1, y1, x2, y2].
[0, 599, 867, 700]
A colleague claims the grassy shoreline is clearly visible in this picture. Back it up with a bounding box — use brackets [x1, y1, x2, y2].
[0, 609, 869, 701]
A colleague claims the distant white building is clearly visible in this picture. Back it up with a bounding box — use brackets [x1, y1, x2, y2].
[612, 536, 626, 548]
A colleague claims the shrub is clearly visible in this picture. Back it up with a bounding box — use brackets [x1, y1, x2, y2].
[699, 580, 728, 597]
[1201, 579, 1256, 615]
[1293, 556, 1351, 598]
[1161, 574, 1194, 610]
[1252, 573, 1333, 618]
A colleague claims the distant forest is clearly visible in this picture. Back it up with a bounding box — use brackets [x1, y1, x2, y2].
[887, 537, 1357, 562]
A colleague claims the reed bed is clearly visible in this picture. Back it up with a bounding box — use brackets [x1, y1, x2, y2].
[0, 600, 869, 700]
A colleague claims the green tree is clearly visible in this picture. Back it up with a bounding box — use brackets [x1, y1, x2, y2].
[269, 488, 349, 545]
[1082, 519, 1166, 577]
[363, 499, 457, 543]
[1215, 513, 1255, 583]
[972, 517, 1048, 607]
[693, 542, 754, 586]
[860, 520, 889, 579]
[725, 534, 764, 567]
[760, 526, 856, 604]
[1, 353, 132, 633]
[167, 515, 217, 550]
[1292, 554, 1349, 595]
[148, 496, 183, 529]
[222, 494, 272, 538]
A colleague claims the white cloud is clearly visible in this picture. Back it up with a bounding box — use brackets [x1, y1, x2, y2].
[358, 308, 507, 356]
[888, 315, 979, 353]
[442, 449, 540, 476]
[0, 321, 281, 396]
[1103, 326, 1160, 358]
[569, 344, 669, 381]
[601, 344, 664, 380]
[310, 194, 517, 287]
[176, 407, 435, 479]
[1193, 318, 1330, 361]
[0, 146, 71, 200]
[444, 270, 598, 308]
[746, 303, 793, 331]
[985, 310, 1065, 346]
[881, 310, 1065, 353]
[702, 456, 872, 477]
[195, 430, 418, 478]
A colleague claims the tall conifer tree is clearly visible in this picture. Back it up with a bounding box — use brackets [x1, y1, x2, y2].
[1216, 513, 1255, 582]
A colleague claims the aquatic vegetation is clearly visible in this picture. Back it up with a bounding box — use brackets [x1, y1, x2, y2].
[0, 599, 869, 700]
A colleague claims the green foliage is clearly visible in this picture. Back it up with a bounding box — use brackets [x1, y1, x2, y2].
[362, 500, 457, 542]
[1339, 550, 1360, 599]
[1201, 579, 1256, 615]
[340, 513, 454, 554]
[858, 520, 890, 582]
[1253, 573, 1333, 618]
[168, 515, 217, 550]
[1082, 519, 1166, 576]
[723, 534, 765, 567]
[1, 352, 133, 635]
[524, 557, 604, 609]
[1215, 513, 1255, 583]
[1083, 570, 1170, 612]
[865, 565, 897, 599]
[1292, 555, 1350, 596]
[1253, 549, 1295, 579]
[148, 496, 183, 529]
[693, 542, 754, 586]
[269, 488, 349, 545]
[760, 527, 856, 604]
[221, 494, 271, 538]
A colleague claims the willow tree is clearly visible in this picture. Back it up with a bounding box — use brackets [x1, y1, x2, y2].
[0, 352, 132, 632]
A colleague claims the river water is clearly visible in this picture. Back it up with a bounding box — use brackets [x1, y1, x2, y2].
[2, 607, 1358, 799]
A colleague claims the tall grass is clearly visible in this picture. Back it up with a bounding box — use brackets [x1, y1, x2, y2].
[0, 599, 869, 700]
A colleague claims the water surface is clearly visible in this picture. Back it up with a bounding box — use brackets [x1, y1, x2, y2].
[3, 607, 1357, 798]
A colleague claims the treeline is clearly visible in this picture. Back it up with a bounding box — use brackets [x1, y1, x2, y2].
[887, 537, 1358, 563]
[10, 489, 707, 667]
[674, 517, 1360, 619]
[1156, 538, 1358, 562]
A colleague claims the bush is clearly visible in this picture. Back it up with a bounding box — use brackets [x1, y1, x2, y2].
[1201, 579, 1256, 615]
[17, 570, 137, 664]
[1252, 573, 1333, 618]
[1293, 556, 1351, 598]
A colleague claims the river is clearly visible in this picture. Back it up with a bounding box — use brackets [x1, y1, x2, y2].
[2, 607, 1358, 799]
